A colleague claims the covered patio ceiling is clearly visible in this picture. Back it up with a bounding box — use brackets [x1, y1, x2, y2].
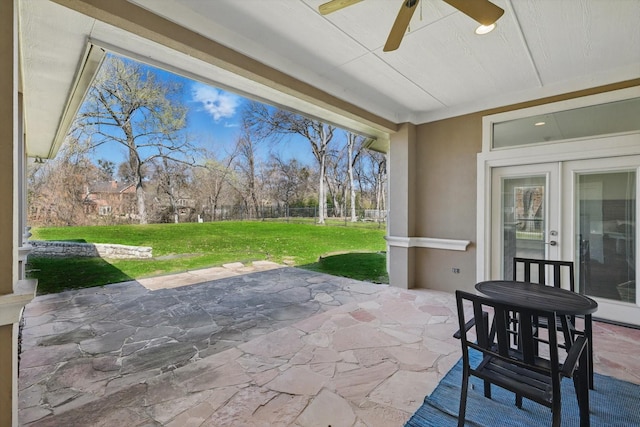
[19, 0, 640, 158]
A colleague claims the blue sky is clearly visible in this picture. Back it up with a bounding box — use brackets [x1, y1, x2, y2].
[91, 58, 314, 166]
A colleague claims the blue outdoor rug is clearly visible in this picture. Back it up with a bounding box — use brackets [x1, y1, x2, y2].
[406, 351, 640, 426]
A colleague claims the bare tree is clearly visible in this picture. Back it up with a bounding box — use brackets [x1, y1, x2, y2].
[233, 123, 262, 219]
[96, 159, 115, 180]
[28, 138, 98, 226]
[73, 55, 196, 224]
[150, 159, 191, 223]
[318, 131, 367, 221]
[358, 149, 387, 219]
[324, 149, 345, 217]
[347, 134, 358, 221]
[347, 133, 367, 222]
[244, 102, 335, 224]
[264, 154, 313, 214]
[193, 149, 238, 221]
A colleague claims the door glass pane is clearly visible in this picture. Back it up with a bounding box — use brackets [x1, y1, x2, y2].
[576, 171, 636, 303]
[502, 176, 546, 279]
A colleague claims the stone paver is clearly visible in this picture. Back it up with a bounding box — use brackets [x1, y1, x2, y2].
[18, 263, 640, 426]
[18, 263, 408, 425]
[137, 261, 283, 290]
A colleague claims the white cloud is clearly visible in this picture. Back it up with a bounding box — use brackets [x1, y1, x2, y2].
[192, 83, 240, 121]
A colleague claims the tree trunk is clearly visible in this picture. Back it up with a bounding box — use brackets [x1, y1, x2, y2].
[329, 183, 340, 217]
[348, 135, 357, 222]
[318, 153, 325, 224]
[136, 180, 147, 224]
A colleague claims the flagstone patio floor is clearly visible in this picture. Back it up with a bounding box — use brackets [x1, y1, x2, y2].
[18, 263, 640, 426]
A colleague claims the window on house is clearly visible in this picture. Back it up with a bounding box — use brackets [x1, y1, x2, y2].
[99, 206, 112, 215]
[492, 97, 640, 149]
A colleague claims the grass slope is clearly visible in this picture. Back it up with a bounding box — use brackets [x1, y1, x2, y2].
[29, 221, 387, 294]
[304, 252, 388, 284]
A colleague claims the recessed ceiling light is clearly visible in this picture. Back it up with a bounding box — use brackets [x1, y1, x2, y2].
[534, 121, 546, 126]
[475, 23, 496, 35]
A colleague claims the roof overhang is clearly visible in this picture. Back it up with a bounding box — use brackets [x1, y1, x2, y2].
[45, 43, 105, 159]
[20, 0, 399, 161]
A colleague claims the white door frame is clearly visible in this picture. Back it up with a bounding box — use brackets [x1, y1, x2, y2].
[477, 132, 640, 282]
[477, 87, 640, 283]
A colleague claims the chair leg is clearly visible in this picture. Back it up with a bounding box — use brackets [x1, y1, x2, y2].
[585, 315, 595, 389]
[484, 380, 491, 399]
[551, 395, 562, 427]
[458, 368, 470, 427]
[574, 351, 591, 427]
[573, 375, 590, 427]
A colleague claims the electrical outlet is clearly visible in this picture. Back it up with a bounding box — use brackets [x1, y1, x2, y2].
[452, 268, 460, 274]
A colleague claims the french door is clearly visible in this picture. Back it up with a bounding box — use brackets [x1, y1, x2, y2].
[491, 163, 560, 280]
[491, 157, 639, 326]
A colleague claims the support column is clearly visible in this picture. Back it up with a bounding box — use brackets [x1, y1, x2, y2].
[18, 93, 32, 280]
[0, 1, 19, 425]
[386, 123, 417, 289]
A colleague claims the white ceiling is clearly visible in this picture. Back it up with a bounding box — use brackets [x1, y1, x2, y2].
[129, 0, 640, 124]
[19, 0, 640, 157]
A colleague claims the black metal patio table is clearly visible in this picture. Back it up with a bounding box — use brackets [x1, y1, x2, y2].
[475, 280, 598, 389]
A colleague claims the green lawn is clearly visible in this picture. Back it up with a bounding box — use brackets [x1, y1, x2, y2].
[304, 252, 388, 284]
[28, 221, 388, 294]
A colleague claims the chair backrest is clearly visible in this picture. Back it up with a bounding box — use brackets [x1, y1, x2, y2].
[455, 290, 561, 377]
[513, 257, 575, 292]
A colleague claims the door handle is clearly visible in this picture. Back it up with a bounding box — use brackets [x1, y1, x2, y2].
[545, 241, 557, 246]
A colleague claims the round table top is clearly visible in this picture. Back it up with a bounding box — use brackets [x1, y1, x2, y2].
[475, 280, 598, 315]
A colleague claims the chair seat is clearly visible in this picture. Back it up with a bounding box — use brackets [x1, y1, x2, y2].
[474, 356, 554, 406]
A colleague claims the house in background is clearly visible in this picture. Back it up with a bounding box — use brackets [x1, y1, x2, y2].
[150, 194, 197, 223]
[83, 180, 136, 219]
[2, 0, 639, 425]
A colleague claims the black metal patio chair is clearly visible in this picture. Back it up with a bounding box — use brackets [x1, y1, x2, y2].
[513, 257, 596, 389]
[454, 290, 590, 427]
[513, 257, 578, 345]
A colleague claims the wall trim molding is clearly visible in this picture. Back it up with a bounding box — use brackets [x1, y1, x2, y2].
[0, 280, 37, 326]
[385, 236, 471, 251]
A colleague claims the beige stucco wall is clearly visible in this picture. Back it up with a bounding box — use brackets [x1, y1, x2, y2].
[1, 0, 17, 424]
[414, 112, 483, 292]
[0, 325, 11, 426]
[1, 0, 16, 294]
[387, 123, 417, 289]
[412, 79, 640, 293]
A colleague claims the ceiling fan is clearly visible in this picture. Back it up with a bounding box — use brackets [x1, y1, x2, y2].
[318, 0, 505, 52]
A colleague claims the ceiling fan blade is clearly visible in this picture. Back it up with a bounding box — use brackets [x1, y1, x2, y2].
[318, 0, 364, 15]
[442, 0, 504, 26]
[383, 0, 420, 52]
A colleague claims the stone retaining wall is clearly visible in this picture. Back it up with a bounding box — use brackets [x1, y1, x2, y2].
[29, 241, 152, 259]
